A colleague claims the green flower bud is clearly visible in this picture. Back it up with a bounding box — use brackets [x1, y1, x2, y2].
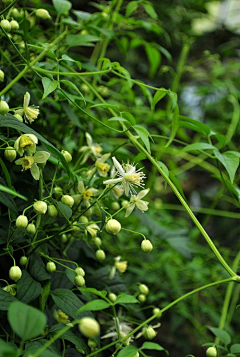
[98, 85, 109, 97]
[206, 347, 217, 357]
[0, 70, 4, 82]
[61, 150, 72, 163]
[74, 275, 85, 287]
[105, 219, 121, 235]
[0, 19, 11, 32]
[121, 200, 129, 208]
[33, 201, 47, 214]
[61, 195, 74, 208]
[93, 237, 102, 247]
[19, 256, 28, 266]
[46, 261, 56, 273]
[79, 215, 89, 224]
[108, 293, 117, 302]
[14, 113, 23, 122]
[4, 147, 16, 162]
[16, 215, 28, 229]
[10, 20, 19, 31]
[36, 9, 51, 19]
[75, 267, 85, 276]
[47, 204, 58, 218]
[11, 8, 20, 18]
[139, 284, 149, 295]
[96, 249, 106, 261]
[61, 234, 68, 243]
[54, 186, 63, 197]
[141, 240, 153, 253]
[111, 202, 120, 211]
[26, 223, 36, 236]
[3, 0, 13, 4]
[143, 326, 156, 340]
[88, 338, 97, 349]
[80, 84, 90, 93]
[0, 100, 9, 115]
[153, 308, 162, 318]
[9, 266, 22, 282]
[84, 207, 92, 217]
[79, 317, 100, 338]
[138, 294, 146, 303]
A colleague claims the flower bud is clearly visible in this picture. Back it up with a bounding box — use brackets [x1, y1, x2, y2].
[121, 200, 129, 208]
[19, 256, 28, 266]
[0, 20, 11, 32]
[96, 249, 106, 261]
[153, 308, 162, 318]
[139, 284, 149, 295]
[61, 195, 74, 208]
[2, 284, 17, 296]
[47, 204, 58, 218]
[79, 215, 88, 224]
[61, 234, 68, 243]
[16, 215, 28, 229]
[88, 338, 97, 349]
[33, 201, 47, 214]
[80, 84, 90, 93]
[105, 219, 121, 235]
[143, 326, 156, 340]
[141, 240, 153, 253]
[115, 261, 127, 273]
[84, 207, 93, 217]
[74, 275, 85, 287]
[0, 70, 4, 82]
[14, 113, 23, 122]
[108, 293, 117, 303]
[46, 261, 56, 273]
[9, 266, 22, 282]
[75, 267, 85, 276]
[133, 353, 139, 357]
[36, 9, 51, 19]
[0, 100, 9, 115]
[10, 20, 19, 31]
[206, 347, 217, 357]
[26, 223, 36, 236]
[61, 150, 72, 163]
[4, 147, 16, 162]
[138, 294, 146, 303]
[11, 8, 20, 18]
[111, 202, 120, 211]
[54, 186, 63, 196]
[93, 237, 102, 247]
[79, 317, 100, 338]
[3, 0, 12, 4]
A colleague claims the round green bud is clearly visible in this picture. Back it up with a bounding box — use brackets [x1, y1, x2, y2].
[143, 326, 156, 340]
[46, 261, 56, 273]
[54, 186, 63, 197]
[153, 308, 162, 318]
[61, 150, 72, 163]
[61, 234, 68, 243]
[96, 249, 106, 261]
[16, 215, 28, 229]
[111, 202, 120, 211]
[3, 0, 12, 4]
[11, 8, 20, 18]
[79, 317, 100, 338]
[79, 215, 89, 224]
[26, 223, 36, 236]
[121, 200, 129, 208]
[47, 204, 58, 218]
[33, 201, 47, 214]
[98, 85, 109, 97]
[105, 219, 121, 235]
[4, 147, 16, 162]
[88, 338, 97, 349]
[206, 347, 217, 357]
[84, 207, 92, 217]
[80, 84, 90, 94]
[61, 195, 74, 208]
[14, 113, 23, 122]
[19, 256, 28, 266]
[9, 266, 22, 282]
[0, 100, 9, 115]
[108, 293, 117, 303]
[139, 284, 149, 295]
[138, 294, 146, 303]
[0, 20, 11, 32]
[36, 9, 51, 19]
[0, 70, 4, 82]
[93, 237, 102, 247]
[141, 240, 153, 253]
[10, 20, 19, 31]
[74, 275, 85, 287]
[75, 267, 85, 277]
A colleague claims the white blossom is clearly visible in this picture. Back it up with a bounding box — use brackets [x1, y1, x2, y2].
[125, 188, 150, 217]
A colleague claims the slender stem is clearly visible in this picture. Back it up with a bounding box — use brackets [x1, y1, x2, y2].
[32, 66, 111, 77]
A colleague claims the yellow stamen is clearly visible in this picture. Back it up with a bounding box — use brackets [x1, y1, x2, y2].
[83, 189, 93, 200]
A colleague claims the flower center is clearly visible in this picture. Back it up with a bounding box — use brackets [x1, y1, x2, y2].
[22, 156, 35, 169]
[96, 162, 110, 174]
[124, 172, 142, 185]
[20, 135, 34, 149]
[58, 311, 68, 320]
[94, 145, 102, 157]
[83, 189, 93, 200]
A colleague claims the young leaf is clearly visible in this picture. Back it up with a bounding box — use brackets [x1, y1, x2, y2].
[231, 344, 240, 354]
[214, 150, 239, 183]
[56, 201, 72, 220]
[8, 301, 47, 341]
[117, 345, 138, 357]
[145, 44, 161, 78]
[207, 326, 231, 346]
[0, 184, 27, 201]
[77, 299, 110, 313]
[151, 89, 167, 110]
[60, 80, 86, 105]
[141, 341, 166, 351]
[80, 287, 107, 298]
[142, 2, 158, 19]
[182, 143, 216, 152]
[166, 104, 179, 147]
[125, 1, 139, 17]
[134, 124, 151, 153]
[66, 34, 101, 47]
[114, 294, 138, 305]
[53, 0, 72, 15]
[42, 77, 58, 99]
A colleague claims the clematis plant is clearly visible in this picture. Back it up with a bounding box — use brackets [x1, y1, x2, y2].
[125, 188, 150, 217]
[15, 151, 50, 180]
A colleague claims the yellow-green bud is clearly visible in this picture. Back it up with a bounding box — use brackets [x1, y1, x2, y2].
[9, 266, 22, 282]
[111, 202, 120, 211]
[0, 100, 9, 115]
[14, 113, 23, 122]
[75, 267, 85, 276]
[61, 150, 72, 163]
[139, 284, 149, 295]
[11, 8, 20, 18]
[80, 84, 90, 93]
[4, 147, 16, 162]
[96, 249, 106, 261]
[153, 308, 162, 318]
[105, 219, 121, 235]
[98, 86, 109, 97]
[3, 0, 12, 4]
[141, 240, 153, 253]
[0, 70, 4, 82]
[61, 234, 68, 243]
[10, 20, 19, 31]
[74, 275, 85, 287]
[16, 215, 28, 229]
[143, 326, 156, 340]
[108, 293, 117, 302]
[26, 223, 36, 236]
[19, 256, 28, 266]
[36, 9, 51, 19]
[94, 237, 102, 247]
[47, 204, 58, 218]
[1, 20, 11, 32]
[79, 317, 100, 338]
[46, 261, 56, 273]
[61, 195, 74, 208]
[33, 201, 47, 214]
[206, 347, 217, 357]
[79, 215, 88, 224]
[133, 353, 139, 357]
[121, 200, 129, 208]
[88, 338, 97, 349]
[54, 186, 63, 196]
[84, 207, 92, 217]
[138, 294, 146, 303]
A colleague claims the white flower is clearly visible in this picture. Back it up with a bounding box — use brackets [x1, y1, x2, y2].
[15, 151, 50, 180]
[79, 133, 102, 164]
[109, 256, 128, 279]
[14, 134, 38, 156]
[125, 188, 150, 217]
[104, 157, 146, 196]
[15, 92, 40, 123]
[101, 315, 133, 345]
[85, 223, 100, 238]
[87, 153, 111, 178]
[78, 181, 98, 207]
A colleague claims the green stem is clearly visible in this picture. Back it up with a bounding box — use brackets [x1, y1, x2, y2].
[0, 0, 19, 16]
[32, 66, 111, 77]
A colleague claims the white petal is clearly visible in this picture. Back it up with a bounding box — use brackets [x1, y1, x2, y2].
[30, 163, 40, 180]
[86, 133, 92, 147]
[26, 134, 38, 144]
[136, 200, 149, 212]
[77, 181, 85, 193]
[137, 188, 150, 200]
[34, 151, 50, 163]
[98, 153, 110, 163]
[14, 137, 20, 151]
[125, 202, 136, 217]
[123, 181, 130, 196]
[103, 177, 123, 185]
[15, 158, 23, 165]
[126, 165, 136, 174]
[112, 157, 125, 176]
[23, 92, 30, 109]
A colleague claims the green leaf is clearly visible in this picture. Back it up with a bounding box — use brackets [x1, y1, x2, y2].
[24, 340, 60, 357]
[125, 1, 139, 17]
[0, 184, 27, 201]
[214, 150, 239, 183]
[117, 345, 138, 357]
[80, 287, 107, 299]
[61, 54, 81, 69]
[16, 270, 43, 304]
[114, 293, 138, 305]
[143, 2, 158, 19]
[0, 339, 17, 357]
[50, 324, 89, 354]
[0, 289, 17, 311]
[29, 253, 51, 282]
[8, 301, 47, 341]
[90, 103, 119, 110]
[121, 111, 136, 125]
[151, 89, 167, 110]
[231, 344, 240, 354]
[141, 341, 166, 351]
[182, 143, 216, 152]
[77, 299, 110, 314]
[108, 117, 131, 125]
[60, 80, 86, 105]
[42, 77, 58, 99]
[179, 115, 212, 135]
[53, 0, 72, 15]
[66, 34, 101, 47]
[166, 104, 179, 147]
[0, 180, 18, 213]
[145, 44, 161, 78]
[157, 161, 169, 178]
[134, 124, 151, 153]
[56, 201, 72, 220]
[51, 288, 86, 319]
[40, 282, 51, 312]
[207, 326, 231, 346]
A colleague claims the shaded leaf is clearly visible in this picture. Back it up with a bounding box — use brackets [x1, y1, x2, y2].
[51, 288, 87, 319]
[207, 326, 231, 346]
[77, 299, 110, 313]
[214, 150, 239, 183]
[0, 289, 17, 311]
[53, 0, 72, 15]
[16, 270, 43, 304]
[42, 77, 58, 99]
[117, 345, 138, 357]
[114, 294, 138, 305]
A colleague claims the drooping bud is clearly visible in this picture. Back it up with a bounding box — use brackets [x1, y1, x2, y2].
[4, 147, 16, 162]
[96, 249, 106, 261]
[26, 223, 36, 236]
[139, 284, 149, 295]
[152, 308, 162, 318]
[74, 275, 85, 287]
[36, 9, 51, 19]
[105, 219, 121, 235]
[54, 186, 63, 197]
[93, 237, 102, 247]
[0, 19, 11, 32]
[14, 113, 23, 122]
[75, 267, 85, 277]
[88, 338, 97, 349]
[19, 256, 28, 266]
[16, 215, 28, 229]
[61, 234, 68, 243]
[46, 261, 56, 273]
[9, 266, 22, 282]
[143, 326, 157, 340]
[11, 8, 20, 18]
[10, 20, 19, 31]
[61, 195, 74, 208]
[108, 293, 117, 303]
[61, 150, 72, 163]
[0, 100, 9, 115]
[0, 70, 4, 82]
[141, 240, 153, 253]
[79, 317, 100, 338]
[206, 347, 217, 357]
[111, 202, 120, 211]
[47, 204, 58, 218]
[33, 201, 47, 214]
[138, 294, 146, 303]
[79, 215, 89, 224]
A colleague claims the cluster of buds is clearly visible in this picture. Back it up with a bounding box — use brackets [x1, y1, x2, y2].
[138, 284, 149, 303]
[74, 266, 86, 287]
[0, 19, 19, 33]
